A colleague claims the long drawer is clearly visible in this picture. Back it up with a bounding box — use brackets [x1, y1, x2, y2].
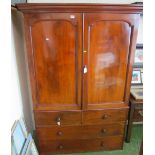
[83, 108, 128, 125]
[34, 111, 81, 126]
[38, 136, 123, 154]
[36, 123, 125, 140]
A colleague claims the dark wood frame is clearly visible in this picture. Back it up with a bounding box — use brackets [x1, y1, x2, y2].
[136, 43, 143, 49]
[133, 44, 143, 68]
[15, 3, 142, 13]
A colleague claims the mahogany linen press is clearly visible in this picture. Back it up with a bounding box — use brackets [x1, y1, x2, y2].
[16, 3, 142, 154]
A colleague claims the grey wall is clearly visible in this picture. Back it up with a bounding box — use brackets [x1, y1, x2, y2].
[11, 0, 27, 5]
[11, 10, 34, 132]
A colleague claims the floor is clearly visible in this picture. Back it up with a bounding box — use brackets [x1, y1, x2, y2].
[53, 125, 143, 155]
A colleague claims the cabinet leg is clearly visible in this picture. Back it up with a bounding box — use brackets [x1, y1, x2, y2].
[126, 103, 135, 142]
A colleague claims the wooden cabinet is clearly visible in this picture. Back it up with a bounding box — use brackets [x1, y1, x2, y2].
[16, 3, 142, 154]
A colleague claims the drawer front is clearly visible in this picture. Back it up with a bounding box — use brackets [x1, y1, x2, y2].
[39, 136, 123, 154]
[133, 108, 143, 122]
[36, 123, 125, 140]
[34, 111, 81, 126]
[83, 109, 128, 125]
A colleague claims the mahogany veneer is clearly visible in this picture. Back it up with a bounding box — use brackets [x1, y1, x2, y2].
[34, 111, 81, 126]
[39, 136, 123, 154]
[83, 108, 128, 125]
[36, 123, 125, 140]
[16, 3, 142, 154]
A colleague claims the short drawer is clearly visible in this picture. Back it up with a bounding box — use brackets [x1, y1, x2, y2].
[83, 108, 128, 125]
[34, 111, 81, 126]
[133, 108, 143, 122]
[36, 123, 125, 140]
[38, 136, 123, 154]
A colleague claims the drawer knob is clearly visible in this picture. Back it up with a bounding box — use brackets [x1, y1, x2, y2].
[57, 131, 63, 136]
[56, 117, 61, 126]
[102, 114, 108, 119]
[101, 129, 107, 134]
[58, 144, 64, 150]
[100, 142, 104, 147]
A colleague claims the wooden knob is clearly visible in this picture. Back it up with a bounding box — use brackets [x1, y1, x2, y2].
[56, 117, 61, 126]
[56, 117, 61, 122]
[102, 114, 108, 119]
[101, 129, 106, 134]
[57, 131, 63, 136]
[58, 144, 64, 150]
[100, 142, 104, 147]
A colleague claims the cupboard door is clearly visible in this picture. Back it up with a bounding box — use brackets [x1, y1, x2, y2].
[83, 13, 139, 109]
[25, 13, 82, 110]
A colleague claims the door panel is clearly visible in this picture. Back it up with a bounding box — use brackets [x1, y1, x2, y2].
[83, 13, 136, 109]
[87, 21, 131, 103]
[29, 13, 82, 110]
